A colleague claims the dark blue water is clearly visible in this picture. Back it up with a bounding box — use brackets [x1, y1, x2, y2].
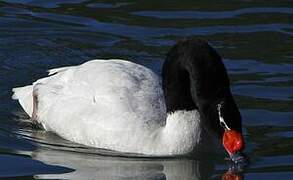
[0, 0, 292, 179]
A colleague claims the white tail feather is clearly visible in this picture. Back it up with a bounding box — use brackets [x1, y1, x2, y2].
[12, 85, 33, 117]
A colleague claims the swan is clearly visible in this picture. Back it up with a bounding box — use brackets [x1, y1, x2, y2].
[12, 39, 245, 160]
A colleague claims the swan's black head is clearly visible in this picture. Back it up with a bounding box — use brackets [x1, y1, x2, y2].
[163, 38, 245, 159]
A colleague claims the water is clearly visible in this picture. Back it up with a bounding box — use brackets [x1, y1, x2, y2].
[0, 0, 292, 179]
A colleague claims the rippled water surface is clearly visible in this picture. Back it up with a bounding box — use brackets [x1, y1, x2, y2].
[0, 0, 292, 179]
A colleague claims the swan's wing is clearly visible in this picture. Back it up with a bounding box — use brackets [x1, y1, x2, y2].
[12, 60, 166, 131]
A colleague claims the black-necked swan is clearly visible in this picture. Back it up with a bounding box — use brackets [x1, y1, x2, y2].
[12, 39, 245, 161]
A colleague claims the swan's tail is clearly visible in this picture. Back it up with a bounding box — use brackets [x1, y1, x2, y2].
[12, 85, 34, 117]
[11, 67, 66, 118]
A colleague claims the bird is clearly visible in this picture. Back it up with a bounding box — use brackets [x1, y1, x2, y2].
[12, 39, 245, 160]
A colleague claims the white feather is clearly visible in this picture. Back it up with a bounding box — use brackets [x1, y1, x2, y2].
[12, 59, 202, 156]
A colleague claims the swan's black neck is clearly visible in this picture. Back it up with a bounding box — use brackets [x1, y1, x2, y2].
[162, 39, 242, 136]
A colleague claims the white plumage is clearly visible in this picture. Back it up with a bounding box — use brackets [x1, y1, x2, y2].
[12, 59, 202, 156]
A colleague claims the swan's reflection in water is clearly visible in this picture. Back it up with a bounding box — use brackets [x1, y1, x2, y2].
[31, 147, 242, 180]
[34, 149, 207, 179]
[222, 171, 243, 180]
